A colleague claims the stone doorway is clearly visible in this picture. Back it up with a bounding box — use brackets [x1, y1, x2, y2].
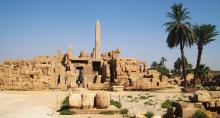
[76, 67, 84, 88]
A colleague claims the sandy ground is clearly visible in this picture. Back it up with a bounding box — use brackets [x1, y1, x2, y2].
[0, 91, 61, 118]
[0, 86, 191, 118]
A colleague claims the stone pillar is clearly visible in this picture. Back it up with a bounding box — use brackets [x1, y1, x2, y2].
[67, 47, 73, 59]
[95, 20, 101, 59]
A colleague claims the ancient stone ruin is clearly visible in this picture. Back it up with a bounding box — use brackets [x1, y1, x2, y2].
[0, 21, 168, 90]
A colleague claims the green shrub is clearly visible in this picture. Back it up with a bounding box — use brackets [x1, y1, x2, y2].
[144, 101, 154, 106]
[99, 111, 114, 115]
[59, 109, 75, 115]
[144, 111, 154, 118]
[161, 99, 172, 108]
[110, 100, 122, 108]
[120, 108, 129, 114]
[57, 96, 74, 115]
[127, 95, 132, 98]
[140, 96, 148, 99]
[62, 96, 69, 105]
[192, 110, 208, 118]
[57, 104, 69, 112]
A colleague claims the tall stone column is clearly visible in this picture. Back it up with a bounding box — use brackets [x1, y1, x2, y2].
[95, 20, 101, 59]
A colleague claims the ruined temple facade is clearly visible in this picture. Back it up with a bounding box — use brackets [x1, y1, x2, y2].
[0, 21, 168, 90]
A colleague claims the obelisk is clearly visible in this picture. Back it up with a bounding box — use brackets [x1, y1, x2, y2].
[95, 20, 101, 59]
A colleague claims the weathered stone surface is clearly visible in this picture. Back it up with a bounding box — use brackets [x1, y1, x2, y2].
[195, 90, 211, 102]
[82, 93, 96, 109]
[95, 92, 110, 109]
[88, 82, 110, 90]
[113, 86, 124, 91]
[209, 91, 220, 99]
[135, 113, 145, 118]
[69, 93, 82, 109]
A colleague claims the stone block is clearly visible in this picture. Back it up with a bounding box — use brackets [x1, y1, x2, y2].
[69, 93, 82, 109]
[195, 90, 211, 102]
[82, 93, 96, 109]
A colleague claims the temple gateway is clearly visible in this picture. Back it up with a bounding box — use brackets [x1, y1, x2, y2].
[0, 21, 168, 90]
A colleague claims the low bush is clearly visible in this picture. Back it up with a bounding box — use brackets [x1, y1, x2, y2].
[110, 100, 122, 108]
[120, 108, 129, 114]
[59, 109, 75, 115]
[192, 110, 208, 118]
[144, 101, 154, 106]
[144, 111, 154, 118]
[139, 96, 148, 99]
[161, 99, 172, 108]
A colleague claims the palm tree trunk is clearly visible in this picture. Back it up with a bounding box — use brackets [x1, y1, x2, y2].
[180, 42, 187, 88]
[193, 46, 203, 87]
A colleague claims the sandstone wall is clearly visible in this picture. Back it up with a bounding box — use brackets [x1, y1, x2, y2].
[0, 56, 77, 90]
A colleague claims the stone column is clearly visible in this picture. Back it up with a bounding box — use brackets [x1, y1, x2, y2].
[67, 47, 73, 59]
[95, 20, 101, 59]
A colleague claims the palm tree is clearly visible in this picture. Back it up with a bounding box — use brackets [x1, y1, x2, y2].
[160, 57, 167, 66]
[164, 3, 195, 88]
[193, 24, 218, 87]
[197, 64, 210, 84]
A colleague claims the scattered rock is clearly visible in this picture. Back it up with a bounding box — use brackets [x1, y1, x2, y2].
[95, 92, 110, 109]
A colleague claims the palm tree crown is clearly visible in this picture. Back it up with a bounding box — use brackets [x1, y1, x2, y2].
[193, 24, 218, 48]
[164, 3, 195, 48]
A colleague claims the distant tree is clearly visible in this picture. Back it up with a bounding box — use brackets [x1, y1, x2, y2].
[186, 63, 193, 74]
[193, 24, 218, 87]
[164, 3, 195, 88]
[159, 57, 167, 66]
[150, 57, 170, 76]
[174, 58, 182, 76]
[173, 57, 193, 76]
[197, 64, 210, 84]
[151, 61, 159, 69]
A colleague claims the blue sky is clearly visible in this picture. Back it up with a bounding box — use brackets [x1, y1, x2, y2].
[0, 0, 220, 70]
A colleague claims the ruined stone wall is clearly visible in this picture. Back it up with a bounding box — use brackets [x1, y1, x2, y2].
[0, 48, 169, 91]
[0, 56, 77, 90]
[114, 58, 143, 86]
